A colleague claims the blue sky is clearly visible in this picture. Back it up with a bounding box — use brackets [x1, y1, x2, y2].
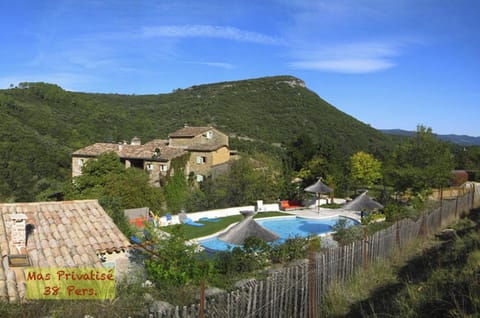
[1, 1, 479, 136]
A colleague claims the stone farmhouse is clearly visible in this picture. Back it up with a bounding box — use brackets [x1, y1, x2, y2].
[72, 126, 233, 185]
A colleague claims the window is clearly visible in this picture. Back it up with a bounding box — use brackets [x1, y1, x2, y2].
[205, 131, 213, 139]
[78, 159, 85, 167]
[160, 165, 168, 172]
[196, 175, 204, 182]
[196, 156, 206, 164]
[146, 164, 154, 173]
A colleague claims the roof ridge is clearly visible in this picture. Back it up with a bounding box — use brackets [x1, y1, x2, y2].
[0, 199, 99, 207]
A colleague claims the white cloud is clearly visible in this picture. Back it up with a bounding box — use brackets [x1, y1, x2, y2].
[193, 61, 235, 69]
[289, 41, 401, 73]
[290, 58, 394, 73]
[142, 25, 283, 45]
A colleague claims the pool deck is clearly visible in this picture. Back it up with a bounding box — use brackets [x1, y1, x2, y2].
[282, 207, 362, 222]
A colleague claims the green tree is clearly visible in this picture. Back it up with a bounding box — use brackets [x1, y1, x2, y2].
[65, 152, 164, 235]
[385, 125, 454, 197]
[163, 166, 190, 213]
[452, 145, 480, 181]
[103, 168, 163, 211]
[285, 133, 316, 171]
[222, 157, 277, 206]
[144, 225, 212, 287]
[349, 151, 382, 189]
[187, 156, 280, 210]
[71, 152, 125, 195]
[296, 155, 328, 183]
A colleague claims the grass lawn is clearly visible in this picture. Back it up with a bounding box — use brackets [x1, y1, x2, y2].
[161, 211, 290, 240]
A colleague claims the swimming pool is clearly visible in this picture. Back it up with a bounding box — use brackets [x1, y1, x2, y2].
[199, 216, 358, 251]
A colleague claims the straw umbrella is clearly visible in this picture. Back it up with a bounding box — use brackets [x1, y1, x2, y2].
[218, 211, 279, 245]
[343, 191, 383, 217]
[304, 178, 333, 213]
[343, 191, 383, 211]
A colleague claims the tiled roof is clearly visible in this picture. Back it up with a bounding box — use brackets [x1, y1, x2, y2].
[168, 126, 213, 138]
[0, 200, 130, 302]
[71, 143, 118, 157]
[72, 140, 186, 161]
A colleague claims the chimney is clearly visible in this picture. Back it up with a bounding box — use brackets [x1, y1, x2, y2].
[131, 136, 141, 146]
[10, 214, 28, 253]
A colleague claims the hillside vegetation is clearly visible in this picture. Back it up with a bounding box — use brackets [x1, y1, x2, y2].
[382, 129, 480, 146]
[0, 76, 393, 201]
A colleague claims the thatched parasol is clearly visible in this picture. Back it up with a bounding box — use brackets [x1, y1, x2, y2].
[217, 212, 279, 245]
[343, 191, 383, 211]
[304, 178, 333, 212]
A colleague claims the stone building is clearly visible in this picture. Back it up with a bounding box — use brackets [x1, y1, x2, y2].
[72, 126, 233, 185]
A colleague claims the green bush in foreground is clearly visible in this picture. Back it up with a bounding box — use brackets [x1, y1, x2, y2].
[144, 225, 213, 287]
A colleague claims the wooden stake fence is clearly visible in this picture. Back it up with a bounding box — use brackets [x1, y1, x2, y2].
[153, 189, 477, 318]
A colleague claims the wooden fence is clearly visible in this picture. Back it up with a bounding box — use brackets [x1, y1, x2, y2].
[152, 187, 477, 318]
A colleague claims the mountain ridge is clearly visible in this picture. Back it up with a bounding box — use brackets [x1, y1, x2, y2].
[0, 75, 393, 200]
[381, 129, 480, 146]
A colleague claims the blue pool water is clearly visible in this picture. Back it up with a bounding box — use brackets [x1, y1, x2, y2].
[199, 216, 358, 251]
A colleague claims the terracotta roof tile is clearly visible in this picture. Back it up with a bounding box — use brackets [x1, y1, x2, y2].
[49, 239, 58, 249]
[72, 140, 185, 161]
[80, 222, 89, 232]
[64, 239, 75, 249]
[41, 245, 51, 257]
[61, 216, 71, 225]
[80, 253, 92, 264]
[55, 255, 66, 267]
[0, 199, 131, 303]
[72, 254, 83, 265]
[168, 126, 213, 137]
[52, 230, 61, 241]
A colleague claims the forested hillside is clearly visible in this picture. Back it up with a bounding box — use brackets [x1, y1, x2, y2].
[382, 129, 480, 146]
[0, 76, 393, 201]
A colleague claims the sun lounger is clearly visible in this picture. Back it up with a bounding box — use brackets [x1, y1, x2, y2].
[130, 236, 142, 244]
[184, 218, 205, 227]
[199, 217, 220, 222]
[280, 200, 304, 211]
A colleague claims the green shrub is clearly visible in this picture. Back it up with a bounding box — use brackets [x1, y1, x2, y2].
[213, 237, 272, 275]
[270, 236, 309, 263]
[383, 201, 422, 222]
[144, 225, 212, 287]
[360, 211, 386, 225]
[332, 219, 363, 245]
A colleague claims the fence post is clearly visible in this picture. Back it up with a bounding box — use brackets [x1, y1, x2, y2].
[363, 226, 367, 272]
[308, 244, 317, 318]
[472, 183, 476, 209]
[455, 195, 459, 220]
[199, 278, 205, 318]
[439, 187, 443, 228]
[396, 216, 401, 254]
[419, 213, 427, 238]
